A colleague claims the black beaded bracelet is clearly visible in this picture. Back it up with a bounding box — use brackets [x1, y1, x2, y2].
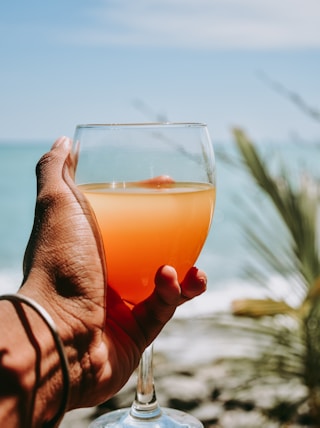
[0, 294, 70, 427]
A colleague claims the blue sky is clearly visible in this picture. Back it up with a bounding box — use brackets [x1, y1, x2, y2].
[0, 0, 320, 143]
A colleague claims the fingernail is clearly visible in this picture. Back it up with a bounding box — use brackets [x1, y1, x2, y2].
[200, 276, 207, 288]
[52, 136, 72, 150]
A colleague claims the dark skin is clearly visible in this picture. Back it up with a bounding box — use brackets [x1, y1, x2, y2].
[0, 136, 207, 427]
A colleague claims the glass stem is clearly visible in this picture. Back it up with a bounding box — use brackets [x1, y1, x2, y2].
[130, 343, 162, 420]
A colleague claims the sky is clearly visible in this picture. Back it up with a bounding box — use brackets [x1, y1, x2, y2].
[0, 0, 320, 143]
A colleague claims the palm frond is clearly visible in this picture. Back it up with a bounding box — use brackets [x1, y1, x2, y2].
[225, 127, 320, 420]
[231, 298, 296, 318]
[232, 128, 320, 292]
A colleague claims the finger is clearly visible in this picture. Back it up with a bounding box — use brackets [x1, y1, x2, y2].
[179, 267, 207, 304]
[23, 137, 74, 275]
[154, 265, 181, 306]
[131, 266, 181, 345]
[35, 136, 89, 215]
[51, 135, 72, 151]
[36, 136, 72, 196]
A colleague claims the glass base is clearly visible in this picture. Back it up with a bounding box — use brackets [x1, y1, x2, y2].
[88, 407, 203, 428]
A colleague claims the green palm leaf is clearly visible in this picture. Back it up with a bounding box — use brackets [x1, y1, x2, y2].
[232, 128, 320, 293]
[231, 298, 296, 318]
[231, 128, 320, 420]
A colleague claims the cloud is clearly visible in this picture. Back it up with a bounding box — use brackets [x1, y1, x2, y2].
[62, 0, 320, 50]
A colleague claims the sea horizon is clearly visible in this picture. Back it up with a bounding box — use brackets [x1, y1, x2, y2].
[1, 138, 319, 317]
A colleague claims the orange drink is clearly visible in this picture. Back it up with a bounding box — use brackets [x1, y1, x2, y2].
[80, 182, 215, 305]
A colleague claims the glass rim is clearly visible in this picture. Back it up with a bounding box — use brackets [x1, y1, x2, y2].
[75, 122, 207, 129]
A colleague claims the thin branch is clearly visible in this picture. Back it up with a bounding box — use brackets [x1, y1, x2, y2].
[257, 71, 320, 123]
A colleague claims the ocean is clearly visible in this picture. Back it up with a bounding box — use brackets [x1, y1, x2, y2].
[1, 138, 319, 316]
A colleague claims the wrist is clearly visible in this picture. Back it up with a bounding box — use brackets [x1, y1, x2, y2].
[0, 293, 69, 427]
[19, 276, 92, 410]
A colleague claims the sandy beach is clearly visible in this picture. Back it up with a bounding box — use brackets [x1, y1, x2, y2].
[60, 314, 314, 428]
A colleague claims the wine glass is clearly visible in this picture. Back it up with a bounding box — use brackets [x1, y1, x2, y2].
[72, 123, 216, 428]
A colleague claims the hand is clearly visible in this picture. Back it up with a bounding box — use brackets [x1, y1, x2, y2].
[20, 136, 207, 411]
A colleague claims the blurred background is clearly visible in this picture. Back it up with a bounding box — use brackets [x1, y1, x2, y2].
[0, 0, 319, 301]
[2, 1, 320, 425]
[1, 0, 319, 299]
[0, 0, 319, 141]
